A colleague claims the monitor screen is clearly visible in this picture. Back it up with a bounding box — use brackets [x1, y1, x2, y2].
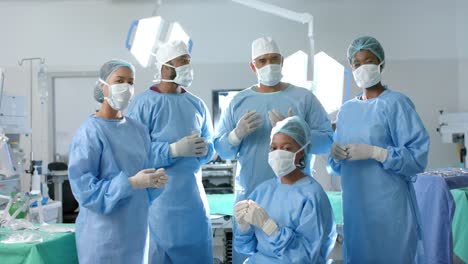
[212, 89, 243, 134]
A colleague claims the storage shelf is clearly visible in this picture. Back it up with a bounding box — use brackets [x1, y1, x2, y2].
[202, 162, 236, 194]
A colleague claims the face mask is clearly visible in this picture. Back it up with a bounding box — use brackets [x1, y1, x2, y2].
[256, 64, 283, 86]
[352, 62, 383, 89]
[99, 80, 134, 111]
[268, 144, 307, 178]
[162, 63, 194, 88]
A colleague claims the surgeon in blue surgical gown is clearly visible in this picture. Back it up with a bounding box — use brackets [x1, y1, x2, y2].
[128, 41, 215, 264]
[69, 59, 168, 264]
[328, 36, 430, 263]
[234, 116, 336, 264]
[214, 37, 333, 264]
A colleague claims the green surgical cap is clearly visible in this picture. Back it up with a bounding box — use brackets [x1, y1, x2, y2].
[271, 116, 310, 151]
[347, 36, 385, 68]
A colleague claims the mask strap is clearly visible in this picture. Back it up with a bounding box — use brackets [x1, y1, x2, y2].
[294, 142, 310, 169]
[152, 77, 177, 84]
[97, 79, 110, 103]
[295, 141, 310, 154]
[162, 63, 176, 69]
[160, 79, 176, 83]
[378, 61, 385, 73]
[99, 79, 109, 86]
[98, 79, 115, 104]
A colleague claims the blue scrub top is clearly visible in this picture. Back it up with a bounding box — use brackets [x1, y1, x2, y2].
[235, 176, 337, 264]
[68, 115, 152, 264]
[128, 87, 215, 264]
[214, 84, 333, 202]
[328, 88, 430, 263]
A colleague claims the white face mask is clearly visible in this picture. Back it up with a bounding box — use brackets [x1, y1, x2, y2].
[162, 63, 194, 88]
[99, 79, 134, 111]
[256, 64, 283, 86]
[268, 144, 307, 178]
[352, 62, 383, 89]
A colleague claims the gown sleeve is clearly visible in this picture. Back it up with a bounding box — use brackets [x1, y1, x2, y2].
[68, 126, 133, 215]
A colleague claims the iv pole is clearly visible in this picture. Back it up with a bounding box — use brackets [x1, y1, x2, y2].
[18, 57, 46, 169]
[231, 0, 315, 81]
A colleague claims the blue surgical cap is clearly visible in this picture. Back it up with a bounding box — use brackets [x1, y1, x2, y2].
[94, 59, 135, 103]
[347, 36, 385, 68]
[271, 116, 310, 151]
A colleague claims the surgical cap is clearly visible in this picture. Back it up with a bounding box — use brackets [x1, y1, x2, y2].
[251, 37, 281, 60]
[154, 40, 190, 75]
[271, 116, 310, 151]
[347, 36, 385, 68]
[94, 59, 135, 103]
[156, 40, 189, 65]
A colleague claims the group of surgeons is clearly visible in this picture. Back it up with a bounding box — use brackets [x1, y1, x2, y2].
[67, 34, 429, 264]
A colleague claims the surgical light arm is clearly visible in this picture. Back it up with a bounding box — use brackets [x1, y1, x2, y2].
[231, 0, 314, 80]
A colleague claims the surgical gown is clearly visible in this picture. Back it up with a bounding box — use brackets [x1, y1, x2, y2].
[234, 176, 337, 264]
[68, 115, 154, 264]
[128, 88, 215, 264]
[214, 84, 333, 203]
[328, 88, 430, 263]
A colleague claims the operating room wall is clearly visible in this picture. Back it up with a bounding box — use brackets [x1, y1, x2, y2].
[383, 60, 459, 169]
[458, 60, 468, 112]
[0, 0, 464, 191]
[456, 0, 468, 112]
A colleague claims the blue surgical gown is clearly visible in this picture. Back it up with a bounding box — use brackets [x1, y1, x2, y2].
[328, 88, 430, 263]
[234, 176, 337, 264]
[214, 84, 333, 203]
[128, 88, 215, 264]
[68, 115, 154, 264]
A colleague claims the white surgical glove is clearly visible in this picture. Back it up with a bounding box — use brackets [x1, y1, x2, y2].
[331, 143, 348, 161]
[170, 132, 208, 158]
[128, 168, 168, 189]
[346, 144, 388, 163]
[268, 107, 294, 127]
[228, 111, 262, 146]
[233, 201, 251, 232]
[244, 201, 278, 236]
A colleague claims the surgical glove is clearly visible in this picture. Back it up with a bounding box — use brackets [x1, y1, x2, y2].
[268, 107, 294, 127]
[346, 144, 388, 163]
[128, 168, 168, 189]
[234, 201, 251, 232]
[170, 132, 208, 158]
[228, 111, 262, 145]
[153, 168, 168, 188]
[331, 143, 348, 161]
[244, 201, 278, 236]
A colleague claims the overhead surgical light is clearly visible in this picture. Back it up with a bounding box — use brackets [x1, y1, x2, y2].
[126, 16, 164, 68]
[282, 51, 349, 113]
[126, 16, 193, 68]
[167, 22, 193, 50]
[282, 50, 310, 89]
[313, 51, 345, 114]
